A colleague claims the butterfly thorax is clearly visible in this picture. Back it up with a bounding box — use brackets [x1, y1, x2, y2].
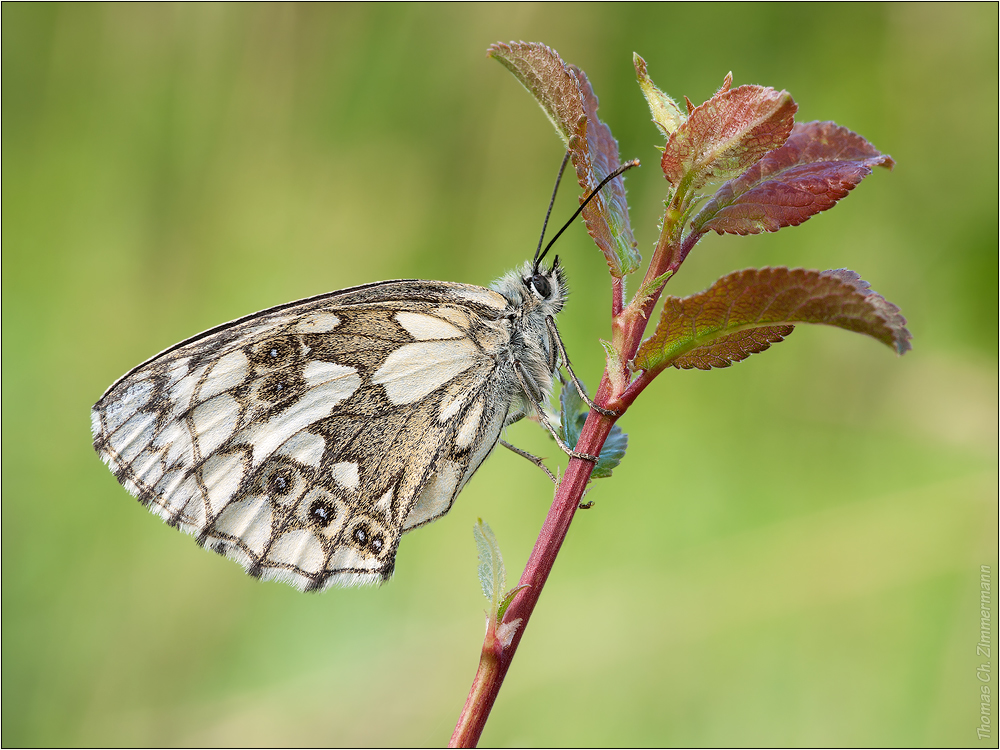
[490, 260, 567, 424]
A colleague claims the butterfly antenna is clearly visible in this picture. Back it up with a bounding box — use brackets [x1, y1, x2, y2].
[536, 158, 640, 266]
[533, 150, 572, 269]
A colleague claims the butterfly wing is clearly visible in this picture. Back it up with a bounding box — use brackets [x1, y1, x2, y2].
[92, 281, 516, 591]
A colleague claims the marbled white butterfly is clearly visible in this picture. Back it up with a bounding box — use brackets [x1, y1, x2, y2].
[91, 157, 629, 592]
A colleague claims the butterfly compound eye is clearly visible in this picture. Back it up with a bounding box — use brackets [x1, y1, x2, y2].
[530, 273, 552, 299]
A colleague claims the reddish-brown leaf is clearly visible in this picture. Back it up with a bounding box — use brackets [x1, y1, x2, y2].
[661, 83, 797, 190]
[487, 42, 584, 144]
[571, 66, 640, 275]
[670, 325, 795, 370]
[489, 42, 639, 276]
[715, 72, 733, 96]
[633, 267, 911, 376]
[692, 121, 895, 235]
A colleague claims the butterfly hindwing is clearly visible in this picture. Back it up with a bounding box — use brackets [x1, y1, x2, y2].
[92, 281, 522, 591]
[93, 262, 567, 591]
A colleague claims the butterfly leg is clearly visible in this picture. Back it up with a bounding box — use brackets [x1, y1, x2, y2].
[499, 440, 558, 484]
[512, 360, 601, 463]
[501, 434, 595, 504]
[545, 316, 620, 417]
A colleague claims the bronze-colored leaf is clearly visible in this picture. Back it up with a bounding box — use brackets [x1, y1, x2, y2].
[487, 41, 584, 145]
[571, 66, 641, 275]
[661, 84, 797, 191]
[691, 121, 895, 235]
[489, 42, 639, 276]
[670, 325, 795, 370]
[634, 267, 911, 376]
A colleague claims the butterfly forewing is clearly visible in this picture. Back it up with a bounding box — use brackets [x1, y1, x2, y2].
[92, 278, 541, 592]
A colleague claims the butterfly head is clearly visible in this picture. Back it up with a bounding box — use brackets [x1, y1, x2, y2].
[524, 256, 567, 316]
[488, 258, 567, 320]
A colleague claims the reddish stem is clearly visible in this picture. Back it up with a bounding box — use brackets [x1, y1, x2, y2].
[609, 214, 704, 385]
[451, 177, 698, 748]
[612, 276, 624, 317]
[449, 410, 617, 747]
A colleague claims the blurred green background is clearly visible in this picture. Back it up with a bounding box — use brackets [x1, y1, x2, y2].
[3, 4, 997, 747]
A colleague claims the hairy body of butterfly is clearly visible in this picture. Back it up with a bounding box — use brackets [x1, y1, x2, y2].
[91, 260, 567, 592]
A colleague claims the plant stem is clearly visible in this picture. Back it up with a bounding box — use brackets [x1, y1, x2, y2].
[449, 410, 617, 747]
[451, 171, 695, 747]
[612, 276, 624, 317]
[607, 198, 698, 400]
[451, 642, 500, 747]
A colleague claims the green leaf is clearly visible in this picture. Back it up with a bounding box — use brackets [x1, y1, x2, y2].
[633, 53, 685, 137]
[559, 380, 586, 447]
[633, 267, 911, 377]
[592, 424, 628, 479]
[473, 519, 505, 605]
[600, 338, 628, 393]
[560, 383, 628, 478]
[497, 584, 529, 623]
[627, 269, 674, 312]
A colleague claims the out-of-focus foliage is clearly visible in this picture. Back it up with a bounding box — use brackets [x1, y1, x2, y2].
[3, 4, 996, 747]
